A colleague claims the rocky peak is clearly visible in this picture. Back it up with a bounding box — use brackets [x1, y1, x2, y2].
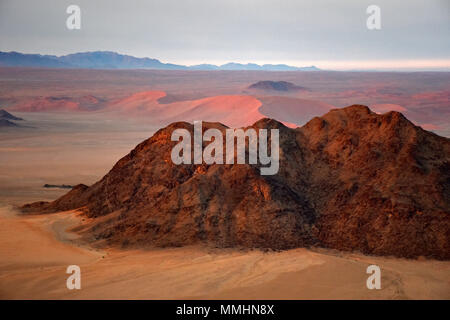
[22, 106, 450, 259]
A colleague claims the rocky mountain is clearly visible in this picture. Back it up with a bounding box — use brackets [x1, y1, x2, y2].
[0, 109, 23, 121]
[0, 109, 24, 127]
[0, 119, 19, 127]
[0, 51, 320, 71]
[248, 81, 309, 92]
[58, 51, 185, 70]
[0, 52, 71, 68]
[22, 105, 450, 259]
[0, 51, 185, 70]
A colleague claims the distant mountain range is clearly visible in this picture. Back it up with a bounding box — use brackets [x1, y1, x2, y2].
[0, 51, 320, 71]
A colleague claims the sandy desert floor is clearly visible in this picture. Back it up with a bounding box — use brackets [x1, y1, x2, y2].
[0, 205, 448, 300]
[0, 111, 156, 205]
[0, 69, 449, 299]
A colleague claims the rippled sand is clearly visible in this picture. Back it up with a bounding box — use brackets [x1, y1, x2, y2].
[0, 206, 448, 300]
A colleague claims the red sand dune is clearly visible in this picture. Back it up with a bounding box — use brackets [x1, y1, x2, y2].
[108, 91, 166, 112]
[9, 89, 341, 128]
[107, 91, 263, 127]
[7, 88, 447, 134]
[107, 90, 338, 128]
[8, 89, 337, 128]
[163, 95, 263, 127]
[258, 96, 335, 126]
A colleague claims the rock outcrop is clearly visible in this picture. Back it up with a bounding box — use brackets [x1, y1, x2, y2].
[22, 105, 450, 259]
[248, 80, 308, 92]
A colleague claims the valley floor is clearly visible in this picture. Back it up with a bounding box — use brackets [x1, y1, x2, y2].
[0, 205, 448, 300]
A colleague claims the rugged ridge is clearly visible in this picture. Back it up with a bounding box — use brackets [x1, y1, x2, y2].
[248, 81, 308, 92]
[0, 109, 23, 121]
[0, 51, 320, 71]
[22, 105, 450, 259]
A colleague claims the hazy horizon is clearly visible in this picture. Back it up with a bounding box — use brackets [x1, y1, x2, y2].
[1, 0, 449, 71]
[2, 49, 450, 72]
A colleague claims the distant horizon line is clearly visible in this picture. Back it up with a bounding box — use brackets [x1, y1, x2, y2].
[1, 50, 450, 72]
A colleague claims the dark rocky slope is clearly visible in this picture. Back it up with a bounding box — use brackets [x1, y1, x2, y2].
[22, 105, 450, 259]
[248, 80, 308, 92]
[0, 109, 23, 121]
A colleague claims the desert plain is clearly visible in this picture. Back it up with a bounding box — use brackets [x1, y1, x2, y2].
[0, 68, 449, 299]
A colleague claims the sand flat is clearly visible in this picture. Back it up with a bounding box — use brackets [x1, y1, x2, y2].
[0, 206, 448, 299]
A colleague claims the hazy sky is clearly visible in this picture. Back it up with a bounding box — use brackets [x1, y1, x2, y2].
[0, 0, 449, 70]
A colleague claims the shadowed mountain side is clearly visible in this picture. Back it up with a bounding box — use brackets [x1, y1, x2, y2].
[22, 106, 450, 259]
[0, 119, 20, 127]
[0, 109, 25, 127]
[0, 109, 23, 120]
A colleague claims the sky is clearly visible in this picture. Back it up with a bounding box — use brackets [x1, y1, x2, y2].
[0, 0, 449, 70]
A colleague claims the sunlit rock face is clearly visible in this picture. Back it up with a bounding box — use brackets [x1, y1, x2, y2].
[22, 105, 450, 260]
